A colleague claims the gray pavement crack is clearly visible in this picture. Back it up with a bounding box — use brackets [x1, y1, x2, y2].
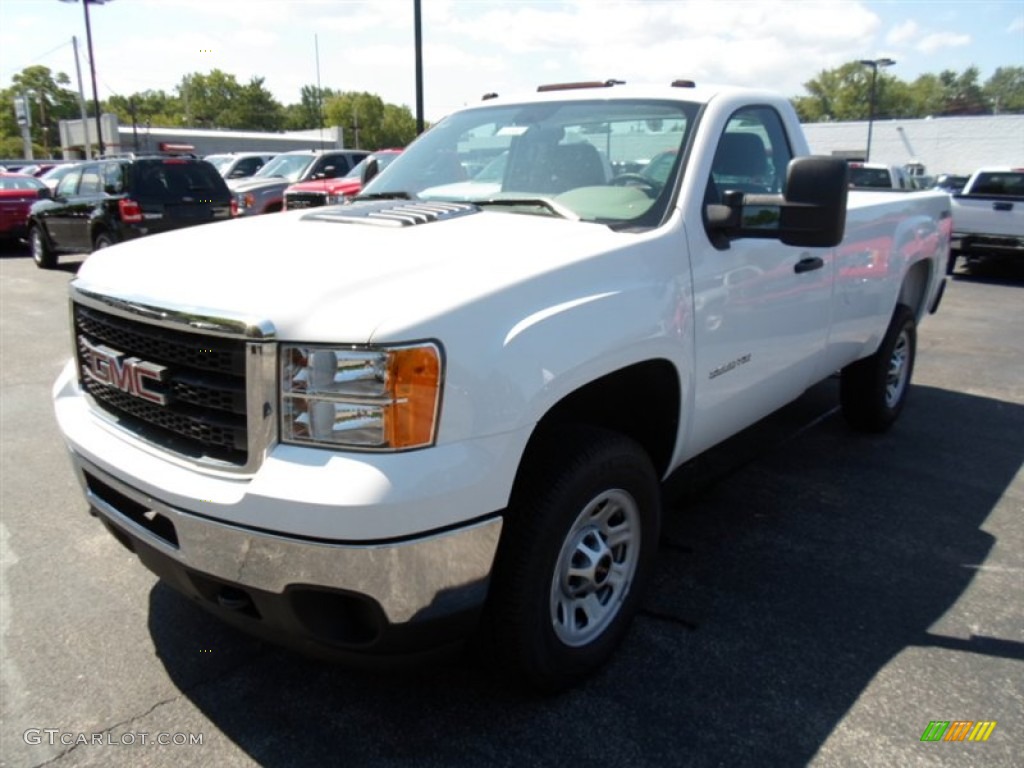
[31, 646, 274, 767]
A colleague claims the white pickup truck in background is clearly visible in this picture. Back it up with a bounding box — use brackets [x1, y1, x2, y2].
[847, 161, 914, 190]
[949, 167, 1024, 273]
[53, 80, 951, 690]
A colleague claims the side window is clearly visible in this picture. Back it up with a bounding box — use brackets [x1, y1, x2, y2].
[77, 164, 103, 195]
[238, 157, 261, 175]
[102, 163, 124, 194]
[708, 106, 793, 201]
[55, 168, 81, 198]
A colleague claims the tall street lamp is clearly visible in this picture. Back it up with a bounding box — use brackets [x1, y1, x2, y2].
[60, 0, 110, 156]
[859, 57, 895, 162]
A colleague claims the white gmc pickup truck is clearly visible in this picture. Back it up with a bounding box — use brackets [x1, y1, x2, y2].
[948, 167, 1024, 273]
[53, 80, 951, 690]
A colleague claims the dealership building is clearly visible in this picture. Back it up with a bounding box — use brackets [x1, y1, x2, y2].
[57, 112, 1023, 179]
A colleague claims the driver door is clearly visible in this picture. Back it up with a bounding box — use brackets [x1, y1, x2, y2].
[685, 106, 835, 455]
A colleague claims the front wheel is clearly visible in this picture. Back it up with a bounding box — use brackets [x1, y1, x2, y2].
[30, 226, 56, 269]
[485, 426, 661, 691]
[840, 304, 916, 432]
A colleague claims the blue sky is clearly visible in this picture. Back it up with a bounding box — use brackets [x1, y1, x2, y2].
[1, 0, 1021, 121]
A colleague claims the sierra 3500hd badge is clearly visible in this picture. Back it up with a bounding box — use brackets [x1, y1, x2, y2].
[79, 336, 168, 406]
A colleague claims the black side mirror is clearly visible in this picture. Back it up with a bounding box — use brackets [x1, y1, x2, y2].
[361, 156, 380, 187]
[706, 156, 848, 248]
[36, 187, 52, 200]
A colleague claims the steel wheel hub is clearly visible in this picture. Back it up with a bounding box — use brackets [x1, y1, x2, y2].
[885, 330, 911, 407]
[550, 488, 641, 647]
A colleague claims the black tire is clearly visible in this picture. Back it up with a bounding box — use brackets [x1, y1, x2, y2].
[485, 426, 661, 691]
[840, 304, 916, 433]
[29, 226, 56, 269]
[92, 232, 113, 252]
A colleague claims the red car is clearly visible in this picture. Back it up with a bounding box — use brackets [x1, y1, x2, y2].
[283, 149, 402, 210]
[0, 174, 49, 241]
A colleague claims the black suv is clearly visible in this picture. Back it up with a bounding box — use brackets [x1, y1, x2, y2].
[27, 155, 235, 269]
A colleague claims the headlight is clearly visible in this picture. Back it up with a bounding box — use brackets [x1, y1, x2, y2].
[325, 193, 347, 205]
[281, 343, 443, 450]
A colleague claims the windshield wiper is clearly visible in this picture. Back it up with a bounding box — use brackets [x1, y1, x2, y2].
[472, 197, 579, 221]
[353, 191, 414, 201]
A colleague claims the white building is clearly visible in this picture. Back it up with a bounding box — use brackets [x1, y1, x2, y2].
[801, 115, 1024, 177]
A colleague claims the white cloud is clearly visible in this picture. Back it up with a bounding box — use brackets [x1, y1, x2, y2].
[1008, 16, 1024, 34]
[915, 31, 972, 55]
[886, 20, 919, 46]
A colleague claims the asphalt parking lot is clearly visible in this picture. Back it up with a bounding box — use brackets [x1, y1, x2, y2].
[1, 241, 1021, 768]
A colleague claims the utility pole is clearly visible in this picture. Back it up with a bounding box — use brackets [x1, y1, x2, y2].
[61, 0, 108, 154]
[859, 58, 896, 162]
[14, 94, 33, 160]
[72, 35, 93, 158]
[414, 0, 424, 134]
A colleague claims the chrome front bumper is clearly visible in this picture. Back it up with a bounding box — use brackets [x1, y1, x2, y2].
[73, 454, 502, 626]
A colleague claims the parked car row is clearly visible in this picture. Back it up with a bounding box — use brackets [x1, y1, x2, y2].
[0, 174, 50, 242]
[3, 146, 404, 268]
[27, 154, 236, 269]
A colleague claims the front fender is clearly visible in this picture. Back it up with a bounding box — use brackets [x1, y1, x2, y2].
[437, 253, 693, 457]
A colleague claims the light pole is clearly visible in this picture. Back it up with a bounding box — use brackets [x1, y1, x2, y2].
[858, 57, 895, 162]
[61, 0, 109, 156]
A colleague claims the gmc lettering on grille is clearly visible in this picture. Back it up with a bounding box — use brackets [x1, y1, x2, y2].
[79, 336, 168, 406]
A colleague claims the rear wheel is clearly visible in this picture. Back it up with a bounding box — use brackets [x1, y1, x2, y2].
[486, 426, 661, 691]
[840, 304, 916, 432]
[30, 226, 56, 269]
[92, 232, 113, 252]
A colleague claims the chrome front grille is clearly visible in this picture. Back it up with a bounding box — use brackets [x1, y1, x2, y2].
[285, 192, 327, 209]
[70, 287, 277, 473]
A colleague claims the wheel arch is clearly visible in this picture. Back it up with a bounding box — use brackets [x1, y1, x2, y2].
[897, 258, 933, 323]
[90, 222, 112, 246]
[519, 358, 681, 481]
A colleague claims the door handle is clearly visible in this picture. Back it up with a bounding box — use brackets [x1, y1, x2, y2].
[794, 256, 824, 273]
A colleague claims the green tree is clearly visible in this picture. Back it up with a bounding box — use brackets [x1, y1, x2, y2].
[284, 84, 339, 130]
[378, 103, 418, 147]
[793, 62, 886, 122]
[937, 67, 987, 115]
[175, 69, 284, 130]
[324, 91, 386, 149]
[105, 89, 180, 129]
[903, 74, 948, 118]
[983, 66, 1024, 114]
[792, 63, 1017, 122]
[222, 77, 285, 131]
[5, 66, 80, 156]
[0, 134, 45, 158]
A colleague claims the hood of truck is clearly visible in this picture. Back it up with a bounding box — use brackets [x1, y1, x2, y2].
[72, 201, 638, 343]
[229, 176, 291, 194]
[287, 178, 361, 196]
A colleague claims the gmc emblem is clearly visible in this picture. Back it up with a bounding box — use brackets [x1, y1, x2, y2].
[79, 336, 168, 406]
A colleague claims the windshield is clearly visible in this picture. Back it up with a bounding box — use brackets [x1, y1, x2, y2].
[969, 172, 1024, 197]
[0, 175, 45, 191]
[849, 166, 893, 189]
[361, 98, 696, 227]
[254, 153, 314, 182]
[204, 155, 232, 173]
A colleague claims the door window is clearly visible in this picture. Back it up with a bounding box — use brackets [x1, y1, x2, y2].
[707, 106, 793, 202]
[77, 164, 103, 196]
[55, 168, 82, 198]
